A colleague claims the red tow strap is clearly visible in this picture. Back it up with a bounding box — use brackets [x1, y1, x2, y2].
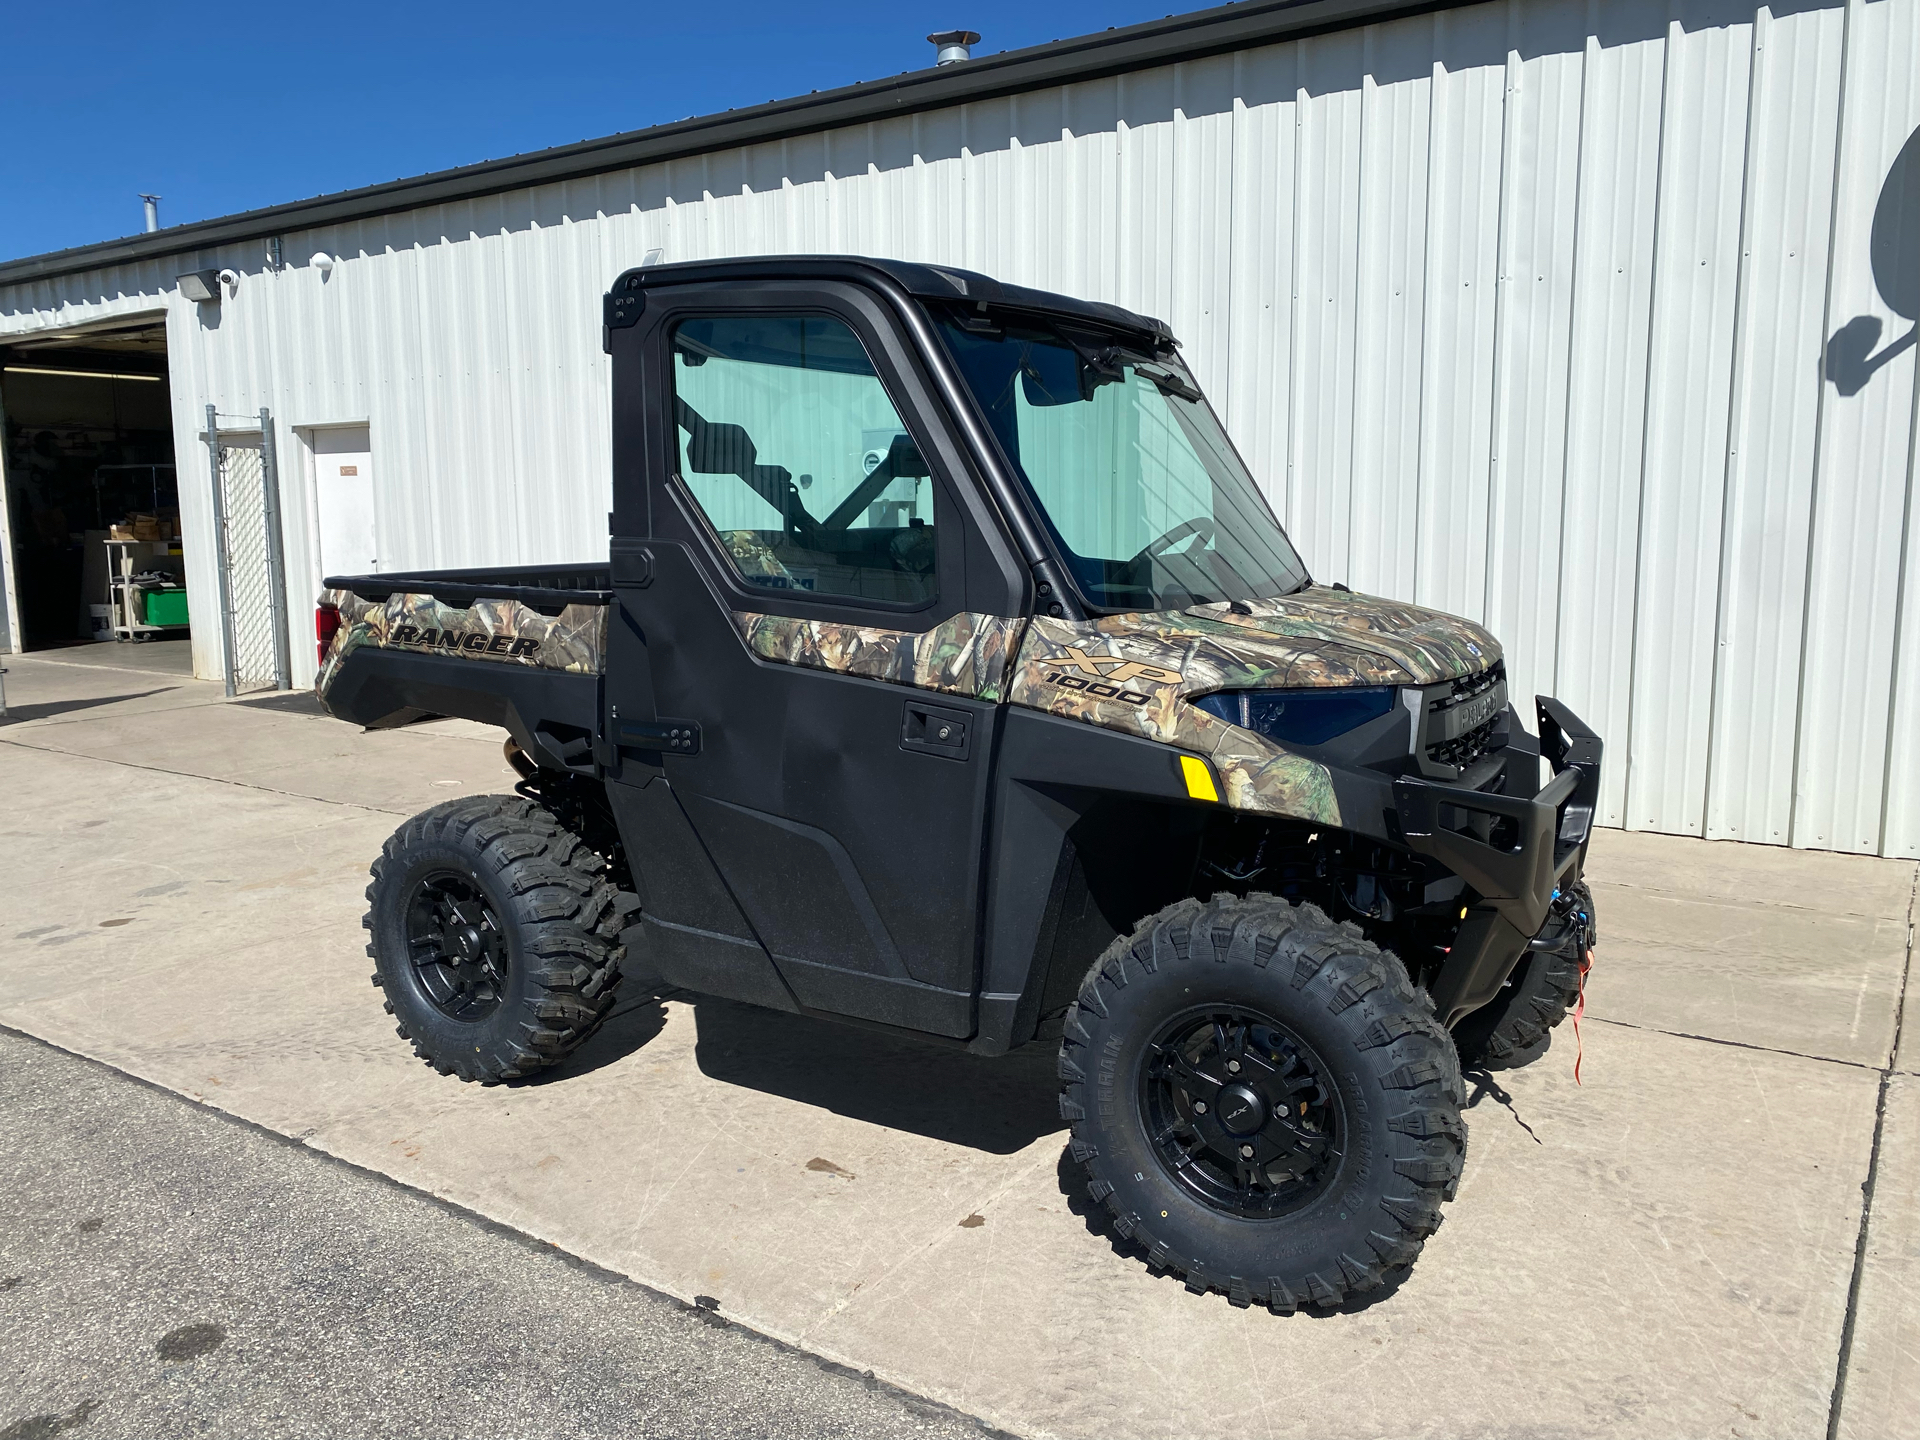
[1570, 948, 1593, 1086]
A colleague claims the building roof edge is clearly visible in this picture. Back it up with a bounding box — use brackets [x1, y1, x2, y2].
[0, 0, 1464, 288]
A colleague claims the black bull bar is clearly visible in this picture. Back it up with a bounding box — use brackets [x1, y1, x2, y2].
[1395, 697, 1603, 1028]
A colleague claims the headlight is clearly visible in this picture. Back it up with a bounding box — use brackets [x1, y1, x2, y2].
[1191, 687, 1396, 745]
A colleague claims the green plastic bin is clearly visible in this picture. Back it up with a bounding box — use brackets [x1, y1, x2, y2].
[143, 587, 189, 627]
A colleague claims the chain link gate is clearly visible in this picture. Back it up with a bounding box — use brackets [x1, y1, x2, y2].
[205, 406, 292, 696]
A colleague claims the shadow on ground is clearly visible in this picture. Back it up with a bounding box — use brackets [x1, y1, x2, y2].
[688, 998, 1062, 1155]
[512, 987, 1062, 1155]
[1463, 1066, 1546, 1145]
[0, 689, 174, 726]
[525, 996, 672, 1084]
[236, 691, 330, 717]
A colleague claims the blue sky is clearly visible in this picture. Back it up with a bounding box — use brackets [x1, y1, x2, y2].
[2, 0, 1201, 261]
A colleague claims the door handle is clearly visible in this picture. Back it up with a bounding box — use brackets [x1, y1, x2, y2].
[618, 718, 701, 754]
[901, 700, 970, 761]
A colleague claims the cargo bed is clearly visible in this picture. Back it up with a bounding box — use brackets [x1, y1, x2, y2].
[316, 564, 612, 773]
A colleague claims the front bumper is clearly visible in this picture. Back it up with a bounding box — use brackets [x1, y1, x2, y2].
[1394, 697, 1602, 1025]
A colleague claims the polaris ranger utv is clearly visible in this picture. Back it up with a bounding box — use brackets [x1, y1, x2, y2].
[315, 255, 1601, 1311]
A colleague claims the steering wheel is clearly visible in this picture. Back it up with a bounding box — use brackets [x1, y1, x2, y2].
[1132, 516, 1217, 568]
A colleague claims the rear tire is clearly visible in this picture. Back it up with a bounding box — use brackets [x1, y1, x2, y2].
[366, 794, 627, 1083]
[1451, 881, 1595, 1072]
[1059, 893, 1466, 1311]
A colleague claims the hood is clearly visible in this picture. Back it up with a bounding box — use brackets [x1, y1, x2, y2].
[1012, 585, 1500, 699]
[1005, 586, 1502, 826]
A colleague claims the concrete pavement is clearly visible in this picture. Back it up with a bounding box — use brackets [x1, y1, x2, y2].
[0, 1030, 993, 1440]
[1, 649, 1914, 1439]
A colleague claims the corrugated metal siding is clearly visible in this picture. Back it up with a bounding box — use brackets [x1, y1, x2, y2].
[1797, 0, 1920, 856]
[1707, 0, 1847, 846]
[1625, 9, 1756, 839]
[4, 0, 1916, 856]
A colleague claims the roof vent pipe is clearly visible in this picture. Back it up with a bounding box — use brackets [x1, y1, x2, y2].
[928, 30, 979, 66]
[139, 194, 160, 233]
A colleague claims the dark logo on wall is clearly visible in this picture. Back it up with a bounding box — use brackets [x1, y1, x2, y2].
[389, 624, 541, 659]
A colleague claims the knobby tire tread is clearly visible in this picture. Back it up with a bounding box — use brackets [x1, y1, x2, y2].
[366, 794, 627, 1083]
[1058, 893, 1466, 1312]
[1452, 881, 1595, 1072]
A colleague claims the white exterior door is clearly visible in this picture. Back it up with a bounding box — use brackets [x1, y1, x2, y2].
[313, 427, 376, 576]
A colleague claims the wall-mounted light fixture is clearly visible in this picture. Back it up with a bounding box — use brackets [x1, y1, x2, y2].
[177, 270, 221, 303]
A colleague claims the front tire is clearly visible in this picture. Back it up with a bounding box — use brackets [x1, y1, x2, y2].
[366, 795, 626, 1083]
[1451, 881, 1596, 1072]
[1059, 894, 1465, 1311]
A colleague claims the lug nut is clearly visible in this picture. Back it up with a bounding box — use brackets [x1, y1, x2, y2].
[1239, 1144, 1255, 1159]
[1226, 1060, 1241, 1073]
[1193, 1101, 1208, 1114]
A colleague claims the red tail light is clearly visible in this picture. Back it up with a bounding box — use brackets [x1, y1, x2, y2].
[316, 603, 341, 667]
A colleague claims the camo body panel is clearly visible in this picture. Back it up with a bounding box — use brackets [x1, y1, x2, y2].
[316, 587, 608, 698]
[1006, 587, 1501, 826]
[731, 609, 1024, 700]
[726, 586, 1494, 824]
[1183, 588, 1502, 685]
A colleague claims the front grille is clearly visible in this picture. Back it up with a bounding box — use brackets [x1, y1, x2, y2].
[1428, 714, 1499, 771]
[1424, 660, 1506, 774]
[1445, 660, 1505, 706]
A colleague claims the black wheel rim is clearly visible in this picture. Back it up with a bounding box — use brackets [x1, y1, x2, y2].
[1139, 1005, 1344, 1219]
[404, 870, 509, 1022]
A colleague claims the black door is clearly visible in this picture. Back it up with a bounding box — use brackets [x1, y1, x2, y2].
[605, 285, 1024, 1038]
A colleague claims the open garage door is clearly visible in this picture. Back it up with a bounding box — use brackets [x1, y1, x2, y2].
[0, 314, 185, 660]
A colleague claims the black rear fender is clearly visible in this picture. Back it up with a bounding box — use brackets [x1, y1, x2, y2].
[320, 646, 602, 776]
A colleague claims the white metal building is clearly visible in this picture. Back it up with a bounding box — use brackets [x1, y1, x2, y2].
[1, 0, 1916, 856]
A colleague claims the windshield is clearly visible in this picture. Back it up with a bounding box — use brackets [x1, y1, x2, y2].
[934, 313, 1309, 611]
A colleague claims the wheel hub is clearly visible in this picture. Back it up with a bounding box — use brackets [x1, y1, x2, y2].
[405, 872, 508, 1023]
[1139, 1005, 1343, 1219]
[1214, 1083, 1267, 1135]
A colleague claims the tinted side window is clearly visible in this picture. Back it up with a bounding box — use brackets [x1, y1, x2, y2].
[671, 315, 937, 605]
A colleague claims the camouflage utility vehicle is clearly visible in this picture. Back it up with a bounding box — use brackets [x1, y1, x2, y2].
[316, 256, 1601, 1310]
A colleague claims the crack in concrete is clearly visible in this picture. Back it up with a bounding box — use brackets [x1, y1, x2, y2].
[0, 691, 228, 730]
[1583, 1015, 1885, 1073]
[1588, 871, 1920, 923]
[1825, 865, 1917, 1440]
[3, 655, 200, 682]
[0, 733, 411, 816]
